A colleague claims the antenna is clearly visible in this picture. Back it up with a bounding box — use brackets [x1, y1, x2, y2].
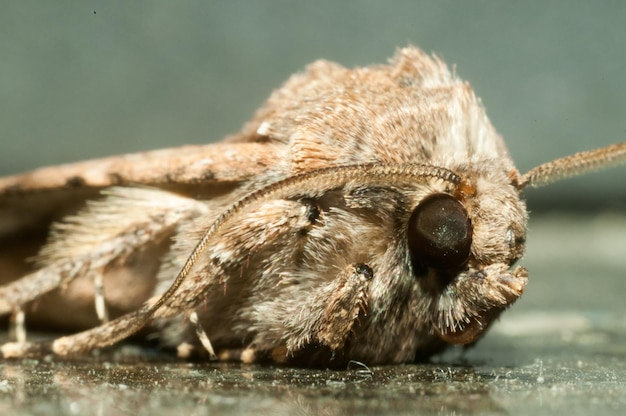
[517, 142, 626, 189]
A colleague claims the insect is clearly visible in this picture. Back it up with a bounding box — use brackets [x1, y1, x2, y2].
[0, 46, 624, 366]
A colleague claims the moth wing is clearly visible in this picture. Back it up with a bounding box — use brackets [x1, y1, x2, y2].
[0, 142, 282, 238]
[0, 141, 284, 323]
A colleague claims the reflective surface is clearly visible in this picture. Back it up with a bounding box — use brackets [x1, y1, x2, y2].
[2, 2, 626, 210]
[1, 214, 625, 416]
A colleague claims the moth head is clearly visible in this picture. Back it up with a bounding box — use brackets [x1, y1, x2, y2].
[407, 173, 528, 275]
[423, 142, 626, 346]
[406, 168, 528, 346]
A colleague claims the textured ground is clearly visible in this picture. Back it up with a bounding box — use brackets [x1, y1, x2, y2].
[0, 213, 624, 416]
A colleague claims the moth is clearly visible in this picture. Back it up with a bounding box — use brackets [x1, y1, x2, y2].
[0, 46, 624, 366]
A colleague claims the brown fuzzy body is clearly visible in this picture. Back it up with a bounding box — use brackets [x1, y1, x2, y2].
[2, 46, 622, 366]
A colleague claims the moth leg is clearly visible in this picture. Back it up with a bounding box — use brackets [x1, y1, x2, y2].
[215, 348, 253, 363]
[93, 271, 109, 322]
[0, 263, 80, 316]
[0, 187, 208, 320]
[211, 347, 274, 364]
[164, 249, 374, 365]
[315, 263, 373, 349]
[281, 263, 373, 356]
[172, 311, 218, 359]
[152, 198, 322, 345]
[433, 264, 528, 344]
[188, 311, 216, 359]
[2, 198, 320, 358]
[9, 307, 26, 344]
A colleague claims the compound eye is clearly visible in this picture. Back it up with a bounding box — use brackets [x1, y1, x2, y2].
[407, 193, 472, 271]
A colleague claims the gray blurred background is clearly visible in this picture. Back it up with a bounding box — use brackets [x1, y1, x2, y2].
[1, 1, 625, 211]
[1, 4, 625, 414]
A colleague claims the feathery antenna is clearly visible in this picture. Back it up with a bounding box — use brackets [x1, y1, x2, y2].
[517, 142, 626, 189]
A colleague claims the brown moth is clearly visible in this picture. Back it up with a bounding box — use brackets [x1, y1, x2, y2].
[0, 46, 625, 366]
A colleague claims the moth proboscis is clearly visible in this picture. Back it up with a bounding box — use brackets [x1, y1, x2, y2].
[0, 46, 624, 366]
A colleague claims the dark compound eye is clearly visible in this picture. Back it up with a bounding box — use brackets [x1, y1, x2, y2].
[407, 193, 472, 271]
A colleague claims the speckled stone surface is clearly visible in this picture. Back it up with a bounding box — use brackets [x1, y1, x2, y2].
[1, 214, 624, 415]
